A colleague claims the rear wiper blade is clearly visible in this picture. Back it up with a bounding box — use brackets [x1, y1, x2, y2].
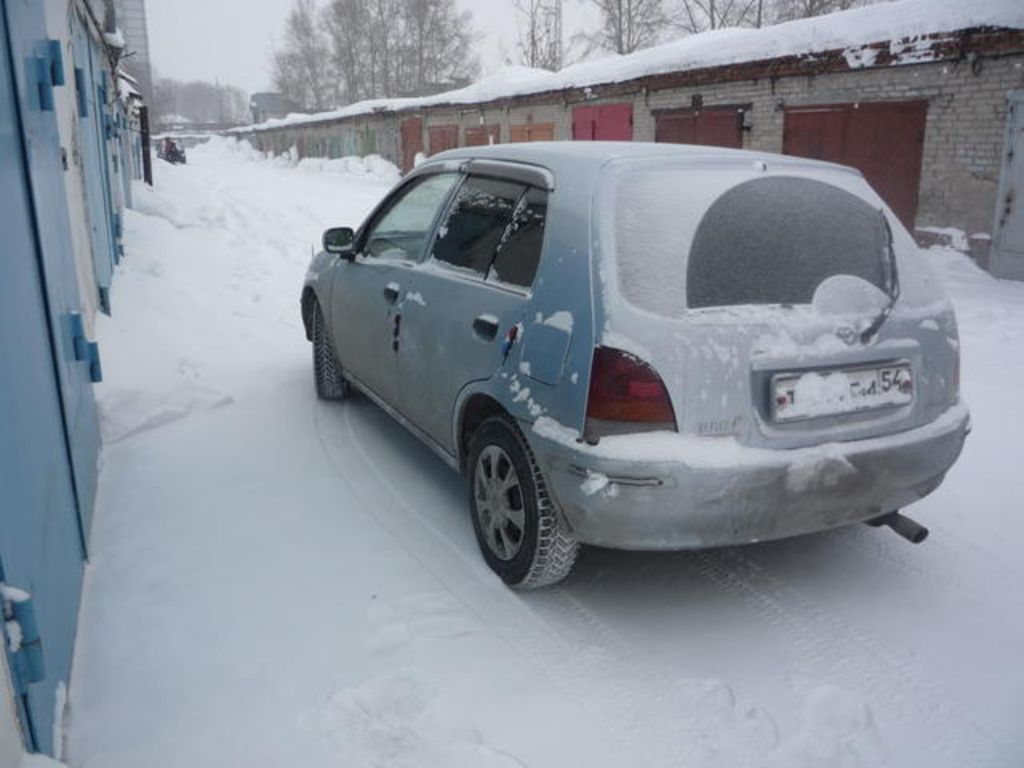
[860, 213, 900, 344]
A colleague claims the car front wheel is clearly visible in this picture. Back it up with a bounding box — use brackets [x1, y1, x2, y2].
[311, 301, 348, 400]
[468, 415, 578, 589]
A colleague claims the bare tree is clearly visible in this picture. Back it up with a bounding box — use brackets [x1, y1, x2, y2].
[578, 0, 670, 55]
[676, 0, 875, 31]
[675, 0, 763, 32]
[152, 74, 249, 126]
[321, 0, 479, 102]
[514, 0, 564, 70]
[271, 0, 333, 112]
[771, 0, 867, 22]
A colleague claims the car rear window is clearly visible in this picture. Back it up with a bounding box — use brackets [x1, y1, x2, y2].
[609, 169, 891, 316]
[686, 177, 889, 308]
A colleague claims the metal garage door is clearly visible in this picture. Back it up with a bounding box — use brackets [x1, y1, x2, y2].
[572, 103, 633, 141]
[464, 124, 500, 146]
[71, 9, 116, 312]
[992, 91, 1024, 280]
[784, 101, 927, 228]
[400, 116, 422, 172]
[655, 107, 743, 148]
[1, 0, 101, 754]
[428, 123, 459, 155]
[509, 122, 554, 142]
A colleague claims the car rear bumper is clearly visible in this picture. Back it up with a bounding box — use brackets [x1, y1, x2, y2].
[530, 402, 970, 550]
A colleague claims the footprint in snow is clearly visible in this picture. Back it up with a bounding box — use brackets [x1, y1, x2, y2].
[317, 671, 525, 768]
[365, 593, 477, 654]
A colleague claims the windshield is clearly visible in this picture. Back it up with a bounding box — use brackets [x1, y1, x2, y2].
[607, 166, 894, 317]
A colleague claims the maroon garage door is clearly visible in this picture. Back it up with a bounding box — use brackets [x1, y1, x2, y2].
[572, 103, 633, 141]
[655, 108, 743, 148]
[400, 117, 423, 173]
[465, 124, 501, 146]
[428, 124, 459, 156]
[783, 101, 927, 228]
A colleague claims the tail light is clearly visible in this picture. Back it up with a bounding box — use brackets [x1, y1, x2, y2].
[584, 347, 677, 442]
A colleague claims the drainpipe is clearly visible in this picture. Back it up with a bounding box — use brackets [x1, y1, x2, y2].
[103, 0, 117, 33]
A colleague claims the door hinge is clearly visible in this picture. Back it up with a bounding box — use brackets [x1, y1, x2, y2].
[69, 312, 103, 382]
[1, 586, 47, 696]
[35, 39, 66, 112]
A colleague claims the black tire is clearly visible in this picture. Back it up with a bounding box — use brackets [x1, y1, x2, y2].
[467, 415, 579, 589]
[311, 301, 348, 400]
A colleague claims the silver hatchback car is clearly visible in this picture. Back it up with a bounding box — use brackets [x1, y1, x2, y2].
[302, 142, 969, 589]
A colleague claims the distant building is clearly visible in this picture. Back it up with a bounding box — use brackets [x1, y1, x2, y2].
[114, 0, 153, 104]
[250, 92, 299, 124]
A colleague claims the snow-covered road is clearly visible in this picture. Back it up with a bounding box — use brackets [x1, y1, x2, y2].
[66, 139, 1024, 768]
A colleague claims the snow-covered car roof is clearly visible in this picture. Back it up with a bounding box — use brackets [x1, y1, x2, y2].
[422, 141, 862, 182]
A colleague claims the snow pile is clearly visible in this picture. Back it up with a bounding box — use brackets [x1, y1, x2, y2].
[94, 137, 393, 444]
[189, 135, 401, 182]
[296, 154, 401, 182]
[102, 28, 125, 50]
[240, 0, 1024, 134]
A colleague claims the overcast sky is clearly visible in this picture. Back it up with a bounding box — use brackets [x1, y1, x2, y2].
[146, 0, 601, 94]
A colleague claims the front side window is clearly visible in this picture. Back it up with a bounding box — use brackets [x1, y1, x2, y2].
[431, 177, 526, 277]
[488, 187, 547, 289]
[362, 172, 458, 261]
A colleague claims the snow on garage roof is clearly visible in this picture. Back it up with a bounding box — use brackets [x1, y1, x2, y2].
[241, 0, 1024, 133]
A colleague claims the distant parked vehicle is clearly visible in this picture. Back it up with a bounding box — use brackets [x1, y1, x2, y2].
[301, 143, 970, 588]
[157, 138, 186, 165]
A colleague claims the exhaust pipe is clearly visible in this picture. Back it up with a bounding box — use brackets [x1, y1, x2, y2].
[866, 511, 929, 544]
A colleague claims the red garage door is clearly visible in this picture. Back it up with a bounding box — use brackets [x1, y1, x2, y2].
[400, 117, 423, 172]
[783, 101, 927, 228]
[428, 124, 459, 156]
[572, 103, 633, 141]
[465, 124, 501, 146]
[655, 108, 743, 148]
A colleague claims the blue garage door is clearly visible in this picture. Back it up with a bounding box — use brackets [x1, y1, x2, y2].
[71, 8, 117, 312]
[1, 0, 102, 754]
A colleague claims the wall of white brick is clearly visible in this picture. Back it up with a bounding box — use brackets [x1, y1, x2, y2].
[240, 53, 1024, 246]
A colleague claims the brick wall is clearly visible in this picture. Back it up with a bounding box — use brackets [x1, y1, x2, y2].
[236, 47, 1024, 246]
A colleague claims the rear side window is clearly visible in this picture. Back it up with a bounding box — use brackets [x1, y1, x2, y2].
[432, 177, 526, 276]
[686, 177, 889, 308]
[488, 187, 547, 289]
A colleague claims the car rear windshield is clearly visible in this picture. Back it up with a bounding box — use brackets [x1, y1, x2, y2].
[610, 170, 891, 315]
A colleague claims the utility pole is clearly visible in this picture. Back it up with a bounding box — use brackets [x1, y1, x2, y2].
[552, 0, 563, 70]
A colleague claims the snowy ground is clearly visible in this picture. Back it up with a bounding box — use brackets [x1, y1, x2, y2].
[65, 139, 1024, 768]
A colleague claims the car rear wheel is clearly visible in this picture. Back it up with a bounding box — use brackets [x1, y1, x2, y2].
[311, 301, 348, 400]
[468, 415, 578, 588]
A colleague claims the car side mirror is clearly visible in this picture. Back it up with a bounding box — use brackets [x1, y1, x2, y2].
[323, 227, 355, 260]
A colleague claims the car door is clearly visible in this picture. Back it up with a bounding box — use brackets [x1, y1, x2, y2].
[400, 167, 551, 453]
[329, 171, 458, 407]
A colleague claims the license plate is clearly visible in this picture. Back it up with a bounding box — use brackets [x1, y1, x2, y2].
[772, 363, 913, 422]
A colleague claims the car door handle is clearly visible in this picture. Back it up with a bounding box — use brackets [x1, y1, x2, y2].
[472, 314, 500, 341]
[383, 283, 400, 304]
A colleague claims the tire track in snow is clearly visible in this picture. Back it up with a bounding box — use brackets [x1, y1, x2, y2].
[316, 397, 1012, 767]
[318, 400, 810, 767]
[311, 398, 660, 768]
[828, 524, 1024, 614]
[692, 547, 1010, 768]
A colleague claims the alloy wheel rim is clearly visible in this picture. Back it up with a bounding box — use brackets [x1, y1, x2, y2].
[474, 445, 526, 561]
